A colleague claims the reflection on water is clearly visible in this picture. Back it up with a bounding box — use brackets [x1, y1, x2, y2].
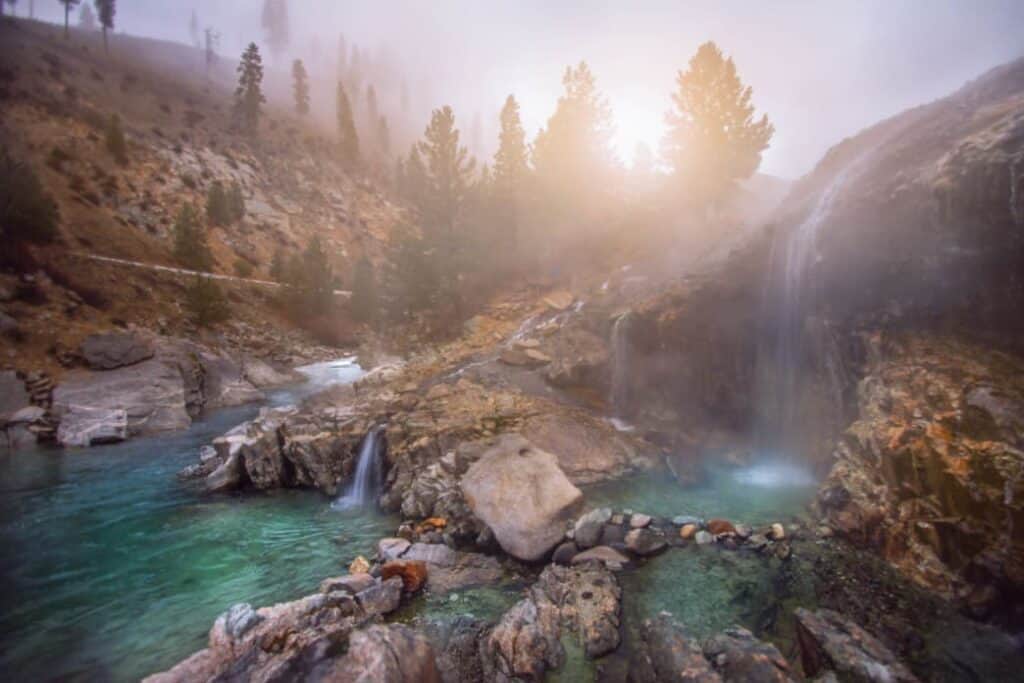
[0, 359, 392, 682]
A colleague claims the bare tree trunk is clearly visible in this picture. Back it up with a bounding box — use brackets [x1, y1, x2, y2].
[64, 6, 69, 38]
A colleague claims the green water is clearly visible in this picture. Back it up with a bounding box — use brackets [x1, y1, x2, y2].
[0, 361, 397, 682]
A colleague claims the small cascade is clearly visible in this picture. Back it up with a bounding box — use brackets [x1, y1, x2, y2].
[610, 312, 633, 419]
[332, 426, 385, 511]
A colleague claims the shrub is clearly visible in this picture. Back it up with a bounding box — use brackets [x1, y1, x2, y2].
[0, 153, 60, 267]
[206, 181, 230, 225]
[172, 204, 213, 272]
[105, 114, 127, 164]
[233, 258, 253, 278]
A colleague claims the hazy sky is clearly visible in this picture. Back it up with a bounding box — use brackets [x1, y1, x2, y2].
[29, 1, 1024, 177]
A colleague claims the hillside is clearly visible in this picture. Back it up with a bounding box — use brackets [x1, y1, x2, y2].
[0, 18, 405, 376]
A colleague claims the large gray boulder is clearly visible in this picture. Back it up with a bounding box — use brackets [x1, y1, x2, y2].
[460, 434, 583, 561]
[199, 353, 264, 408]
[80, 332, 155, 370]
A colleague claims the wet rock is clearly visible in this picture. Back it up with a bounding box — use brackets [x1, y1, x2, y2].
[460, 434, 583, 561]
[680, 524, 698, 540]
[355, 577, 403, 616]
[708, 519, 737, 536]
[79, 332, 154, 370]
[311, 624, 441, 683]
[382, 559, 429, 593]
[600, 523, 628, 546]
[205, 451, 243, 492]
[552, 541, 579, 565]
[349, 556, 371, 574]
[639, 612, 722, 682]
[673, 515, 703, 527]
[574, 507, 613, 549]
[484, 591, 563, 680]
[422, 617, 490, 683]
[320, 574, 375, 595]
[695, 531, 714, 545]
[630, 513, 652, 528]
[55, 405, 128, 447]
[544, 327, 610, 389]
[795, 608, 920, 683]
[378, 537, 412, 561]
[541, 563, 621, 658]
[571, 545, 630, 569]
[625, 528, 668, 556]
[424, 551, 504, 593]
[703, 626, 795, 682]
[403, 542, 456, 567]
[769, 523, 786, 540]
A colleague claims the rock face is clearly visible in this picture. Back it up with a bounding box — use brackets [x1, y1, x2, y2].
[460, 434, 583, 561]
[795, 608, 920, 683]
[816, 334, 1024, 623]
[79, 332, 155, 370]
[144, 575, 413, 682]
[483, 563, 621, 679]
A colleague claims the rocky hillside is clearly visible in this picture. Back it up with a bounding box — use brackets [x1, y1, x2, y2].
[0, 18, 405, 377]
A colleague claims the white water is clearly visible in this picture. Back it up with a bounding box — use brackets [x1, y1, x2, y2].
[732, 460, 817, 489]
[331, 426, 384, 510]
[610, 312, 632, 417]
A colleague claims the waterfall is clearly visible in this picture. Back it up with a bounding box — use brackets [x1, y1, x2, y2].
[610, 312, 633, 419]
[755, 166, 856, 453]
[332, 426, 384, 511]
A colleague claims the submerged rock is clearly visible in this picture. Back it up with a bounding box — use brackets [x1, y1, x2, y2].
[571, 545, 630, 569]
[795, 608, 920, 683]
[574, 507, 613, 549]
[625, 528, 667, 556]
[703, 626, 794, 682]
[637, 612, 721, 682]
[460, 434, 583, 561]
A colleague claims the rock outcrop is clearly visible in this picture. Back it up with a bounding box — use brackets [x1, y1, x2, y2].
[816, 334, 1024, 624]
[795, 608, 919, 683]
[460, 434, 584, 561]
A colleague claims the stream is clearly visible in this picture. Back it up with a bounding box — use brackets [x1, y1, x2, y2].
[0, 359, 398, 682]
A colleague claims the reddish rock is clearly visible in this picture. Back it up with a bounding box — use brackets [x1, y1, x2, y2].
[382, 559, 429, 593]
[707, 519, 737, 536]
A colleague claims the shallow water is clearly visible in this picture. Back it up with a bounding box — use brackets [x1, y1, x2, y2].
[0, 359, 397, 682]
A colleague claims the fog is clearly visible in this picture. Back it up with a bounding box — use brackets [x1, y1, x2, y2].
[26, 0, 1024, 177]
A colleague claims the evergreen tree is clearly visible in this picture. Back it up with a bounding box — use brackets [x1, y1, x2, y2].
[663, 41, 774, 212]
[291, 59, 310, 116]
[260, 0, 289, 63]
[377, 115, 391, 156]
[383, 221, 437, 321]
[188, 9, 200, 48]
[204, 28, 219, 76]
[0, 152, 60, 250]
[532, 62, 615, 214]
[58, 0, 80, 38]
[492, 94, 529, 244]
[350, 257, 377, 324]
[94, 0, 115, 53]
[184, 274, 230, 327]
[365, 84, 378, 130]
[285, 236, 334, 313]
[172, 204, 213, 272]
[269, 247, 286, 281]
[77, 2, 95, 30]
[336, 82, 359, 166]
[400, 144, 427, 208]
[234, 43, 266, 134]
[205, 181, 230, 226]
[227, 181, 245, 222]
[105, 113, 127, 164]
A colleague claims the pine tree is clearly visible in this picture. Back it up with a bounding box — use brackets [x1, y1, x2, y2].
[234, 43, 266, 134]
[227, 181, 245, 222]
[105, 113, 127, 164]
[58, 1, 80, 38]
[94, 0, 115, 53]
[172, 204, 213, 272]
[292, 59, 310, 116]
[377, 115, 391, 156]
[492, 94, 529, 252]
[663, 41, 774, 212]
[532, 62, 615, 213]
[400, 144, 427, 208]
[350, 257, 377, 324]
[365, 84, 378, 130]
[336, 82, 359, 166]
[188, 9, 200, 49]
[77, 2, 95, 30]
[205, 181, 230, 226]
[204, 28, 219, 76]
[261, 0, 289, 63]
[184, 274, 230, 327]
[285, 236, 334, 313]
[0, 152, 60, 250]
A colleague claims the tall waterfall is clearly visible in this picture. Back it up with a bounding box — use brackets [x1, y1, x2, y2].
[755, 166, 856, 452]
[332, 426, 384, 510]
[610, 312, 633, 419]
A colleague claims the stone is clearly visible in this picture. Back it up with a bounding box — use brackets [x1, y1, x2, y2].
[552, 541, 579, 565]
[205, 452, 243, 492]
[425, 551, 505, 593]
[382, 559, 429, 593]
[795, 608, 919, 682]
[599, 523, 628, 546]
[708, 518, 737, 536]
[695, 531, 714, 545]
[319, 573, 375, 595]
[56, 405, 128, 447]
[355, 577, 404, 616]
[574, 507, 613, 549]
[241, 357, 298, 388]
[640, 612, 722, 682]
[703, 626, 795, 682]
[199, 353, 264, 408]
[79, 332, 154, 370]
[460, 434, 583, 561]
[630, 513, 652, 528]
[673, 515, 703, 527]
[349, 555, 371, 574]
[499, 346, 550, 367]
[378, 537, 412, 561]
[0, 371, 30, 419]
[570, 545, 630, 568]
[485, 594, 563, 680]
[734, 524, 753, 539]
[402, 542, 456, 567]
[312, 624, 441, 683]
[680, 523, 698, 540]
[625, 528, 667, 556]
[769, 523, 786, 540]
[218, 603, 262, 640]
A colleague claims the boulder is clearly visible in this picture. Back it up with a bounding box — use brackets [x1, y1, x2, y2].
[484, 593, 563, 680]
[425, 551, 504, 593]
[242, 357, 300, 388]
[378, 537, 412, 562]
[311, 624, 440, 683]
[695, 531, 714, 545]
[571, 545, 630, 568]
[639, 612, 722, 682]
[382, 559, 429, 593]
[794, 608, 920, 683]
[630, 513, 652, 528]
[320, 573, 375, 595]
[703, 626, 795, 682]
[625, 528, 667, 556]
[205, 452, 243, 492]
[355, 577, 403, 616]
[574, 507, 613, 549]
[199, 353, 264, 408]
[552, 541, 579, 565]
[55, 405, 128, 447]
[402, 542, 457, 567]
[349, 556, 371, 574]
[769, 523, 785, 540]
[680, 524, 698, 540]
[79, 332, 155, 370]
[460, 434, 583, 561]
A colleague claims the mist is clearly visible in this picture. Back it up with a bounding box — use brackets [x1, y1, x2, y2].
[24, 0, 1024, 176]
